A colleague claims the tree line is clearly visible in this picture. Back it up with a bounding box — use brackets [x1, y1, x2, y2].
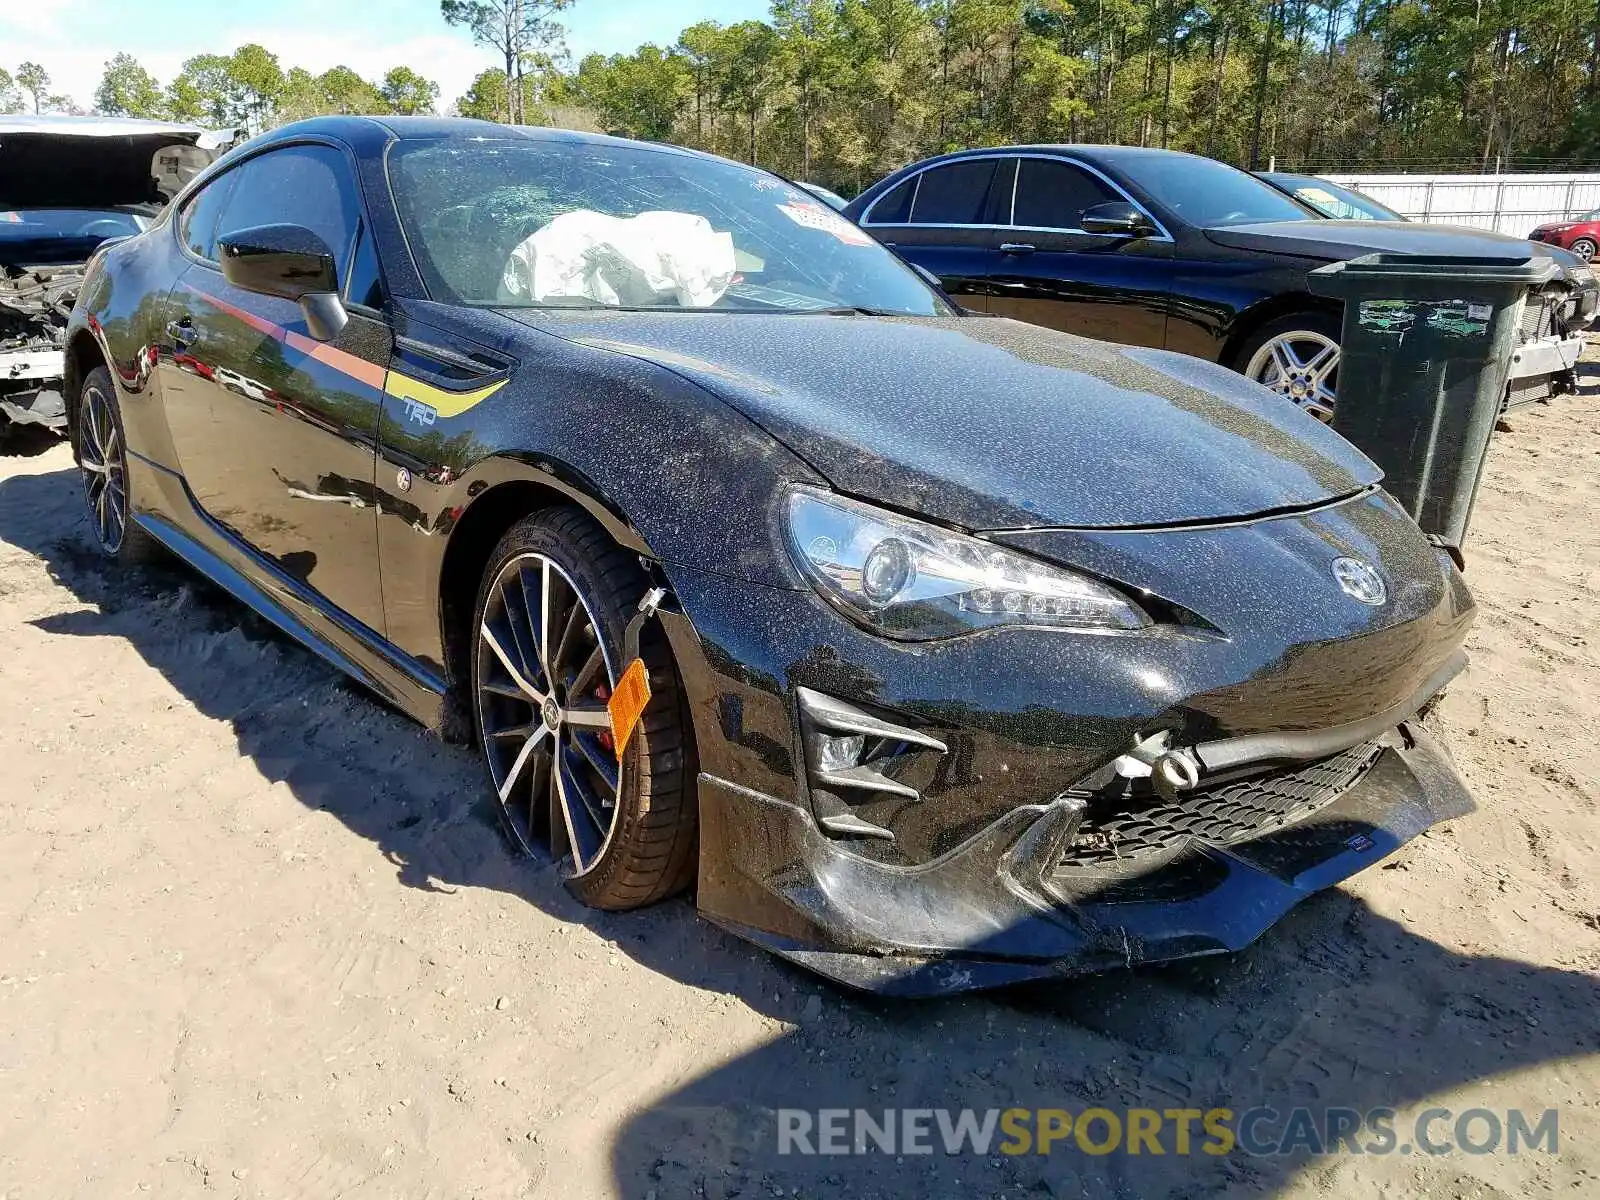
[1, 0, 1590, 198]
[0, 50, 440, 128]
[557, 0, 1598, 194]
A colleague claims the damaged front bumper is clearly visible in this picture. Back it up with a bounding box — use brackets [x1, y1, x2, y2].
[696, 720, 1473, 996]
[0, 345, 67, 430]
[662, 485, 1476, 996]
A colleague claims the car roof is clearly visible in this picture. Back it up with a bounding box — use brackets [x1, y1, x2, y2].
[254, 114, 719, 162]
[904, 143, 1216, 165]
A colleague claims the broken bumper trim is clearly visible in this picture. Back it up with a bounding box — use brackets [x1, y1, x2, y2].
[1507, 334, 1583, 382]
[695, 722, 1474, 996]
[0, 384, 67, 431]
[1, 347, 66, 383]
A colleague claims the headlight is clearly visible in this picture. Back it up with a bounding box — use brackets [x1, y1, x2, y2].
[785, 488, 1150, 640]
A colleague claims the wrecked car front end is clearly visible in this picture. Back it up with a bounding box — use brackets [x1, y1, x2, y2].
[1, 257, 90, 432]
[0, 116, 228, 439]
[669, 486, 1474, 995]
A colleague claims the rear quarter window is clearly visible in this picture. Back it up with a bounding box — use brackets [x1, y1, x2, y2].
[866, 177, 914, 225]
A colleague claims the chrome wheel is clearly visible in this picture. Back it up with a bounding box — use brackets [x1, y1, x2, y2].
[1572, 238, 1596, 262]
[78, 381, 128, 553]
[474, 552, 620, 877]
[1245, 330, 1340, 422]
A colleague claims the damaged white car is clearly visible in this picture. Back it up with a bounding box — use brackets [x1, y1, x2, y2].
[0, 116, 232, 442]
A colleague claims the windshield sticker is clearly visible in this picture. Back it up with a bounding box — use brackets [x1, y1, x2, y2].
[777, 201, 873, 246]
[1297, 187, 1342, 209]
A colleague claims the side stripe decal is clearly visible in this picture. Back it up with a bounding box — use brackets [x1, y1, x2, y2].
[180, 282, 505, 417]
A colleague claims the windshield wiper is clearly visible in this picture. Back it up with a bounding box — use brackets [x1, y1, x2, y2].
[803, 306, 917, 317]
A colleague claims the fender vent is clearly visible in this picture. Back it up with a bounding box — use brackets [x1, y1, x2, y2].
[796, 688, 948, 842]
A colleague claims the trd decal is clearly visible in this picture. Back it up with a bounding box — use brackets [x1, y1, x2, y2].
[382, 371, 508, 420]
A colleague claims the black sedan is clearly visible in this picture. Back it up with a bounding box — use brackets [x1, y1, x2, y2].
[67, 117, 1476, 995]
[844, 146, 1590, 420]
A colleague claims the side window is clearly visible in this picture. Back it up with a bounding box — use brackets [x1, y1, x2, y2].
[179, 169, 241, 262]
[866, 177, 915, 225]
[343, 224, 386, 310]
[1012, 158, 1122, 231]
[909, 158, 1011, 225]
[214, 143, 364, 271]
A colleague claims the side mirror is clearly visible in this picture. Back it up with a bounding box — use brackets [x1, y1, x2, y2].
[1080, 201, 1156, 238]
[218, 223, 349, 341]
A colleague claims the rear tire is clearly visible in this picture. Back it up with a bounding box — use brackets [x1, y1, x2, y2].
[469, 507, 697, 910]
[77, 366, 159, 564]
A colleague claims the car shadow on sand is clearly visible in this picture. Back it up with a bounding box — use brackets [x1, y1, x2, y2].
[2, 464, 1597, 1199]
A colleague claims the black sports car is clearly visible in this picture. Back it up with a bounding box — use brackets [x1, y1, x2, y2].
[67, 117, 1477, 995]
[843, 146, 1591, 420]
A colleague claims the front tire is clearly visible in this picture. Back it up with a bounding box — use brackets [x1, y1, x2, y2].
[77, 366, 158, 563]
[1571, 237, 1596, 261]
[470, 507, 697, 910]
[1236, 311, 1342, 423]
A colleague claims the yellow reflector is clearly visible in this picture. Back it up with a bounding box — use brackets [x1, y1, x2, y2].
[607, 658, 652, 760]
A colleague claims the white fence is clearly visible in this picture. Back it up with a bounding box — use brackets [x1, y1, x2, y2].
[1319, 172, 1600, 236]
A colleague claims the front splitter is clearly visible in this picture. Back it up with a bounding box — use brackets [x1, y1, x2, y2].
[695, 722, 1474, 996]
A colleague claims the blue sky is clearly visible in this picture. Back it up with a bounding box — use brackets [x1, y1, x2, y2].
[1, 0, 769, 112]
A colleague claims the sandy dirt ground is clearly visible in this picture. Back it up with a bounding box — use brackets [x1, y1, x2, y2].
[1, 382, 1598, 1200]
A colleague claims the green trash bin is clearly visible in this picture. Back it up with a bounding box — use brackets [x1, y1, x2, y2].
[1308, 253, 1561, 552]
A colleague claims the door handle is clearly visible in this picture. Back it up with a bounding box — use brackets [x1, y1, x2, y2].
[1000, 243, 1036, 255]
[166, 317, 196, 347]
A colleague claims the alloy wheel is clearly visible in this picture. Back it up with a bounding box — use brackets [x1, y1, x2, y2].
[474, 551, 621, 876]
[78, 382, 129, 554]
[1244, 330, 1340, 422]
[1572, 238, 1596, 262]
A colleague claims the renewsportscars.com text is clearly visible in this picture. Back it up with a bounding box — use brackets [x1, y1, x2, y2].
[776, 1106, 1559, 1158]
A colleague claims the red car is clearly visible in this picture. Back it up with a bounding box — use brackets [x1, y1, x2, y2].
[1529, 209, 1600, 260]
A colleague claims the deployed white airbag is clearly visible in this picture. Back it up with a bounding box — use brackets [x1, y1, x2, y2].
[502, 209, 737, 308]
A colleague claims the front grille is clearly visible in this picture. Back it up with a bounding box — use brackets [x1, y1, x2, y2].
[1507, 374, 1555, 408]
[1504, 291, 1565, 409]
[1061, 741, 1385, 866]
[1521, 291, 1555, 340]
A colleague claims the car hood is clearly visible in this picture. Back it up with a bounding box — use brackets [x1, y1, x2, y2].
[1205, 219, 1566, 264]
[0, 116, 221, 209]
[511, 310, 1381, 530]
